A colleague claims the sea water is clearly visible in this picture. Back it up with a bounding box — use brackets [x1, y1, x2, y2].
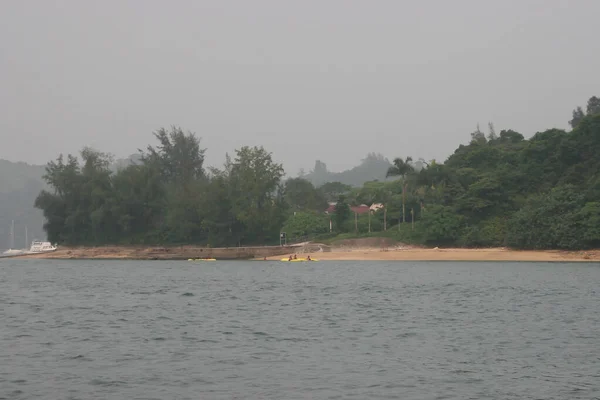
[1, 259, 599, 399]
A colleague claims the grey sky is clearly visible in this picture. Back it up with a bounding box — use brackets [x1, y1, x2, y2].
[1, 0, 599, 175]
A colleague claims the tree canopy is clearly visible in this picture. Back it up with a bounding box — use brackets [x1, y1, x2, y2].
[32, 96, 600, 250]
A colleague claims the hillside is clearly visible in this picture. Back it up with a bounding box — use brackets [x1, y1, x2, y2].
[301, 153, 393, 187]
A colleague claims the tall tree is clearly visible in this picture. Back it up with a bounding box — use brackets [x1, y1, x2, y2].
[570, 106, 585, 129]
[386, 156, 415, 224]
[333, 195, 351, 232]
[142, 126, 206, 187]
[228, 146, 285, 244]
[470, 124, 487, 144]
[487, 122, 498, 141]
[587, 96, 600, 116]
[317, 181, 352, 203]
[284, 178, 328, 211]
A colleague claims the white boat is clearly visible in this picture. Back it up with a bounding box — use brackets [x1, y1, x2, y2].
[2, 221, 57, 256]
[28, 240, 57, 253]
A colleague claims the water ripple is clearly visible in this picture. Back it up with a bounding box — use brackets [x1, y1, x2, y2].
[0, 259, 599, 399]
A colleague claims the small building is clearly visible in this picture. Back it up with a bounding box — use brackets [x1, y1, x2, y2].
[370, 203, 384, 212]
[325, 203, 371, 215]
[324, 202, 336, 214]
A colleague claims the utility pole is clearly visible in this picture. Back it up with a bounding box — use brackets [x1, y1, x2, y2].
[383, 205, 387, 231]
[411, 208, 415, 230]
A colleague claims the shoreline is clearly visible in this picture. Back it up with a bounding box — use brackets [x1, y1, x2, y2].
[264, 247, 600, 262]
[4, 245, 600, 262]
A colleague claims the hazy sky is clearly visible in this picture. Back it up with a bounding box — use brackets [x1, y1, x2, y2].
[1, 0, 599, 175]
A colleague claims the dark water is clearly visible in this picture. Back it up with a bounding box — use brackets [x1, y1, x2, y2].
[1, 260, 599, 399]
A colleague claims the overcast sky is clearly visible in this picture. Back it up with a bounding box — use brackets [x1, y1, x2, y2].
[1, 0, 598, 175]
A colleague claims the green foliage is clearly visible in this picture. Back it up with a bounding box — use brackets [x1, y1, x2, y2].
[333, 195, 351, 232]
[373, 96, 600, 250]
[33, 130, 287, 246]
[284, 178, 328, 211]
[505, 185, 592, 250]
[24, 95, 600, 250]
[355, 211, 382, 233]
[281, 212, 330, 238]
[416, 205, 463, 246]
[318, 181, 352, 202]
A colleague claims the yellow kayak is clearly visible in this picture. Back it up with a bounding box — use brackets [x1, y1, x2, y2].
[280, 258, 319, 262]
[188, 258, 217, 261]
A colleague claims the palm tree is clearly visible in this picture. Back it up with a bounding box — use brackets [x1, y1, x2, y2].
[358, 189, 377, 233]
[386, 156, 414, 224]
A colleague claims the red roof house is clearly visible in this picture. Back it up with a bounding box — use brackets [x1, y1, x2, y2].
[350, 205, 371, 215]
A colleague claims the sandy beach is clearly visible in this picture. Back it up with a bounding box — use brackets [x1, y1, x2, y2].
[6, 241, 599, 262]
[266, 247, 600, 262]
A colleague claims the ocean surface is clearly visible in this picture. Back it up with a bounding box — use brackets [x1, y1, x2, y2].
[1, 259, 599, 399]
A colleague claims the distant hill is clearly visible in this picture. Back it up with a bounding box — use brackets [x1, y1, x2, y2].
[0, 154, 142, 249]
[0, 160, 47, 249]
[301, 153, 393, 187]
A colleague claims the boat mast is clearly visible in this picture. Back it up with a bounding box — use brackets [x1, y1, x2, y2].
[9, 220, 14, 249]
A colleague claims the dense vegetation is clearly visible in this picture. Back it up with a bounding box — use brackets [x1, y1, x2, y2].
[1, 153, 387, 249]
[31, 96, 600, 250]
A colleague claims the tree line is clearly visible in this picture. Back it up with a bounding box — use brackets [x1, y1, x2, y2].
[35, 96, 600, 249]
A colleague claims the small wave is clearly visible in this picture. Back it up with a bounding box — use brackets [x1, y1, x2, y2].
[288, 326, 309, 331]
[197, 339, 219, 343]
[89, 379, 127, 387]
[67, 354, 94, 361]
[181, 292, 194, 297]
[279, 337, 310, 342]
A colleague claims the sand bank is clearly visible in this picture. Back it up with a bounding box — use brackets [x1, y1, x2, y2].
[12, 244, 294, 260]
[8, 243, 600, 262]
[265, 247, 600, 262]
